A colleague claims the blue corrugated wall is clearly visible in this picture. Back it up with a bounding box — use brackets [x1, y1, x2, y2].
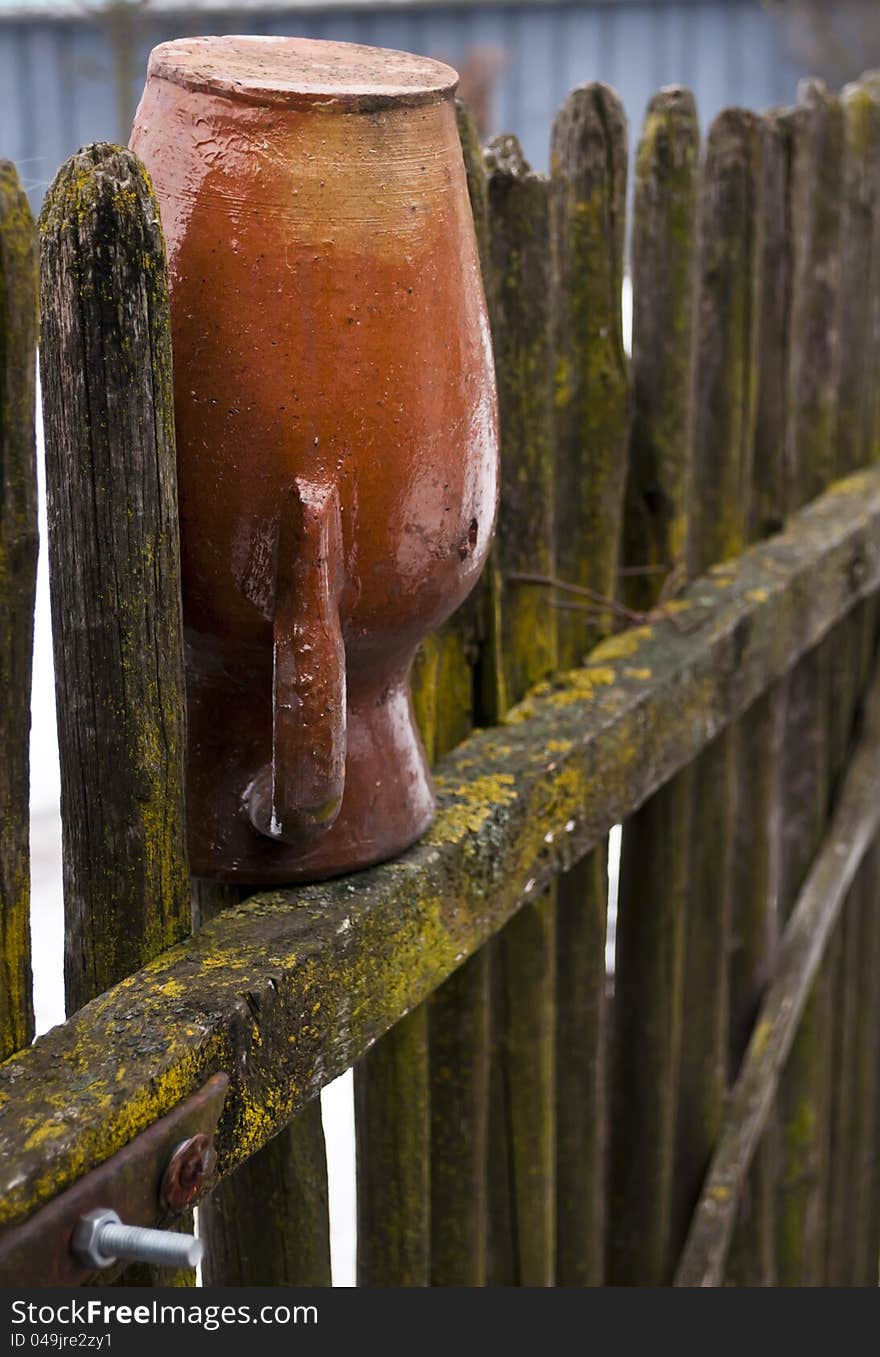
[1, 0, 806, 206]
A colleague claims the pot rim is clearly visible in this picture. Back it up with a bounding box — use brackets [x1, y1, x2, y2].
[146, 35, 460, 113]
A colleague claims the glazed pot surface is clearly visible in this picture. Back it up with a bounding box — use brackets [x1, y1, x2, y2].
[131, 36, 499, 882]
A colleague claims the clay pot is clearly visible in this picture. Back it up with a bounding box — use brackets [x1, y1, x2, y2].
[130, 36, 499, 882]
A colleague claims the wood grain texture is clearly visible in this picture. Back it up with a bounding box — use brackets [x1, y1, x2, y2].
[40, 143, 192, 1286]
[671, 107, 764, 1272]
[786, 83, 844, 505]
[774, 82, 844, 1289]
[554, 845, 607, 1287]
[611, 772, 690, 1284]
[622, 86, 699, 610]
[836, 82, 880, 477]
[424, 105, 492, 1289]
[750, 109, 794, 542]
[200, 1097, 330, 1286]
[609, 86, 698, 1288]
[823, 608, 880, 1285]
[427, 949, 490, 1285]
[0, 161, 37, 1062]
[675, 659, 880, 1287]
[356, 1008, 429, 1287]
[39, 144, 190, 1016]
[548, 82, 629, 1293]
[775, 645, 829, 1287]
[851, 836, 880, 1285]
[725, 107, 795, 1288]
[824, 82, 880, 1285]
[481, 131, 557, 1288]
[551, 82, 629, 669]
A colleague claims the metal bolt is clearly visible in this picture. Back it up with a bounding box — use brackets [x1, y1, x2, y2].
[72, 1208, 203, 1271]
[160, 1133, 217, 1212]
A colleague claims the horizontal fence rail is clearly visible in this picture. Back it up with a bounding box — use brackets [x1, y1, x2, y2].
[1, 466, 880, 1229]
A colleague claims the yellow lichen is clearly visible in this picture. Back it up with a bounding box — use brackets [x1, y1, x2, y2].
[429, 773, 518, 843]
[589, 627, 652, 662]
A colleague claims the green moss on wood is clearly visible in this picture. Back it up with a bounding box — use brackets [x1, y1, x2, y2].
[836, 82, 880, 476]
[554, 847, 607, 1286]
[0, 160, 38, 1062]
[356, 1007, 430, 1287]
[551, 84, 630, 668]
[666, 105, 765, 1280]
[623, 87, 699, 612]
[750, 109, 794, 540]
[39, 144, 190, 1016]
[610, 87, 698, 1288]
[481, 134, 556, 721]
[786, 83, 844, 508]
[690, 108, 765, 573]
[479, 131, 559, 1285]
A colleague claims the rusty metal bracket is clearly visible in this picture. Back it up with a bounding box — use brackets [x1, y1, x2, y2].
[0, 1073, 228, 1286]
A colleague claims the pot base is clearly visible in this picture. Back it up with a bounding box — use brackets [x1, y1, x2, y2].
[187, 677, 435, 884]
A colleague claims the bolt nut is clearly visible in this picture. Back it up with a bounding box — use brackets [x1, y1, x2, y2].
[72, 1207, 202, 1271]
[160, 1134, 217, 1212]
[72, 1208, 122, 1271]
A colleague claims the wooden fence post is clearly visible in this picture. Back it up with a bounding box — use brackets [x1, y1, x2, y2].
[671, 107, 764, 1266]
[200, 1096, 331, 1286]
[425, 101, 492, 1289]
[775, 81, 843, 1287]
[725, 106, 794, 1287]
[823, 77, 880, 1287]
[355, 1007, 430, 1286]
[850, 839, 880, 1285]
[610, 87, 699, 1287]
[548, 82, 629, 1292]
[480, 131, 558, 1288]
[0, 160, 38, 1063]
[40, 145, 190, 1010]
[39, 143, 191, 1282]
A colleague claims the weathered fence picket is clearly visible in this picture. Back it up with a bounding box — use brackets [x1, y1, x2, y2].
[40, 146, 190, 1012]
[822, 76, 880, 1289]
[0, 160, 37, 1065]
[39, 144, 192, 1283]
[609, 85, 699, 1288]
[481, 130, 557, 1288]
[423, 102, 493, 1293]
[851, 840, 880, 1284]
[775, 80, 843, 1288]
[4, 53, 880, 1292]
[725, 104, 793, 1289]
[675, 112, 765, 1275]
[547, 82, 628, 1292]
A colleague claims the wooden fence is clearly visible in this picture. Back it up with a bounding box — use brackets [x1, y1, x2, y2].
[1, 66, 880, 1287]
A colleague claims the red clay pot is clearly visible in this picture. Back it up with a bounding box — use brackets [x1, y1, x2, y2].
[131, 36, 499, 882]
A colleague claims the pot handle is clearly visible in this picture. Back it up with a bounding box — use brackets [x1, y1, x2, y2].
[246, 477, 346, 845]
